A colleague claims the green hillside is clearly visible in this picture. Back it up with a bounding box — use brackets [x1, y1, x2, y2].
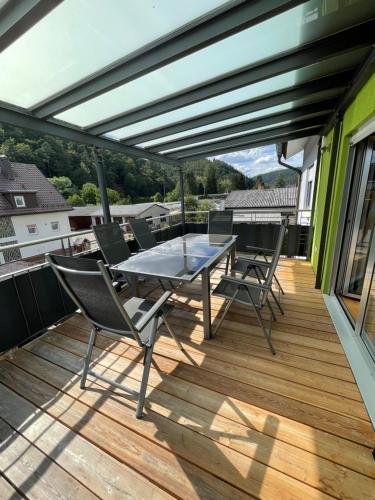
[251, 168, 298, 188]
[0, 125, 252, 203]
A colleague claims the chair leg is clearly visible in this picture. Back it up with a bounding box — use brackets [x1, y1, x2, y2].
[163, 315, 183, 350]
[266, 298, 277, 322]
[274, 273, 284, 295]
[270, 288, 284, 315]
[212, 289, 239, 337]
[81, 328, 98, 389]
[136, 345, 154, 419]
[225, 253, 230, 274]
[253, 306, 276, 355]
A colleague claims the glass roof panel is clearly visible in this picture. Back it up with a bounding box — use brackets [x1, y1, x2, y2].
[137, 100, 324, 148]
[56, 0, 373, 128]
[0, 0, 228, 108]
[103, 46, 365, 141]
[160, 121, 299, 154]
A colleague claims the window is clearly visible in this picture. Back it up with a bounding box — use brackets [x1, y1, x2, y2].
[51, 221, 60, 232]
[306, 181, 313, 208]
[113, 217, 123, 224]
[26, 224, 38, 235]
[14, 195, 26, 207]
[0, 240, 21, 263]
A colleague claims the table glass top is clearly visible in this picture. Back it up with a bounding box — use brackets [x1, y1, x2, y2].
[112, 233, 235, 281]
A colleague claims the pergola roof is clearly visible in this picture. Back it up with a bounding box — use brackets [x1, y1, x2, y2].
[0, 0, 374, 165]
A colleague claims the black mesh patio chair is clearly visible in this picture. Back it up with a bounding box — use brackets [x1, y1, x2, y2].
[212, 220, 286, 354]
[93, 222, 132, 267]
[231, 220, 288, 314]
[208, 210, 233, 235]
[93, 222, 165, 297]
[129, 219, 176, 290]
[46, 253, 182, 419]
[129, 218, 162, 251]
[208, 210, 234, 273]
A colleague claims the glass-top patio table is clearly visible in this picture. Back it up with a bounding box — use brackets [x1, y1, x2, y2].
[112, 233, 237, 339]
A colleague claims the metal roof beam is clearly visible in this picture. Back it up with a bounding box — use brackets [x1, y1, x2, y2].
[146, 100, 334, 153]
[88, 20, 375, 136]
[123, 70, 351, 145]
[0, 0, 62, 52]
[32, 0, 307, 118]
[177, 128, 322, 161]
[0, 105, 177, 165]
[169, 117, 324, 159]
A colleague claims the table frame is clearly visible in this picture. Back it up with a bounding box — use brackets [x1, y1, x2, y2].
[112, 234, 236, 339]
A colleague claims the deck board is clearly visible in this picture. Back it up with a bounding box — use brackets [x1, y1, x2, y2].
[0, 258, 374, 499]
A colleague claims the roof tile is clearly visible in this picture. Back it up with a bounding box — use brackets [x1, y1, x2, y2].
[225, 187, 297, 209]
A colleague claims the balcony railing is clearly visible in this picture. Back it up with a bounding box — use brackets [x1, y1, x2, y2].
[0, 209, 311, 355]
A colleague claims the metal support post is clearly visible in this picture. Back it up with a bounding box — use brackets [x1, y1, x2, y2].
[179, 164, 186, 234]
[93, 147, 111, 224]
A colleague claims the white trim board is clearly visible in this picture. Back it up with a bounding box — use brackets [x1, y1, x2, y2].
[324, 294, 375, 428]
[350, 114, 375, 146]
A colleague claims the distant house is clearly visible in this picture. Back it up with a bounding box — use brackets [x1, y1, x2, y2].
[0, 155, 72, 265]
[225, 186, 297, 223]
[69, 202, 170, 230]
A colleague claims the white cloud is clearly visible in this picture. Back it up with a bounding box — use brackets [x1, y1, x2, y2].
[210, 144, 303, 178]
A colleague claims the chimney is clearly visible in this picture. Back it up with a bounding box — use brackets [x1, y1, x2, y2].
[0, 155, 15, 180]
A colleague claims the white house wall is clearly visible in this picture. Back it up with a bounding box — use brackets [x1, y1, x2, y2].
[136, 205, 169, 222]
[11, 211, 72, 259]
[91, 205, 170, 227]
[298, 136, 319, 224]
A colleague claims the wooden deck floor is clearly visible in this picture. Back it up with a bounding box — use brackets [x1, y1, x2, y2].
[0, 258, 374, 499]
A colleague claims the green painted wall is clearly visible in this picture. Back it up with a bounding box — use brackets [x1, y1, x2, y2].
[312, 72, 375, 292]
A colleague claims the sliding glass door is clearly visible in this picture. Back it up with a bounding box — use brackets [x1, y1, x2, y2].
[343, 139, 375, 297]
[336, 136, 375, 360]
[359, 267, 375, 359]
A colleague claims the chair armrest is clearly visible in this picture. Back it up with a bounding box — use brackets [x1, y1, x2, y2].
[220, 274, 270, 291]
[134, 291, 172, 332]
[246, 245, 275, 255]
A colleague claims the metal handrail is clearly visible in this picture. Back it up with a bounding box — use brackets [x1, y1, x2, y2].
[0, 212, 180, 252]
[0, 208, 310, 279]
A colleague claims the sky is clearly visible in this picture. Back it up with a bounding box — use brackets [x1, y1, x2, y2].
[210, 144, 303, 178]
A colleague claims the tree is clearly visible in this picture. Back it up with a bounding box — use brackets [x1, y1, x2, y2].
[218, 178, 231, 193]
[117, 195, 132, 205]
[184, 194, 198, 212]
[197, 179, 205, 195]
[255, 175, 265, 190]
[205, 165, 218, 194]
[275, 172, 286, 188]
[48, 176, 74, 198]
[197, 199, 214, 222]
[184, 194, 198, 222]
[230, 172, 246, 190]
[185, 170, 198, 195]
[152, 192, 163, 203]
[81, 182, 99, 204]
[105, 188, 120, 204]
[67, 194, 84, 206]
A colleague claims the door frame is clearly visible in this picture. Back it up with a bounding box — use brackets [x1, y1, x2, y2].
[342, 140, 374, 296]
